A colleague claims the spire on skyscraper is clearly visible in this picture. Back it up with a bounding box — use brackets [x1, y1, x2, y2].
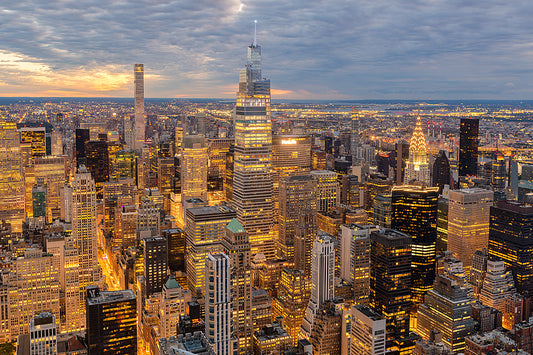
[404, 116, 430, 184]
[253, 19, 257, 47]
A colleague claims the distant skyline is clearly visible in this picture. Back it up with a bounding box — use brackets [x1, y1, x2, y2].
[1, 1, 532, 99]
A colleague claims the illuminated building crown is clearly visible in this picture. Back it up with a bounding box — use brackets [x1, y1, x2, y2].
[409, 116, 428, 166]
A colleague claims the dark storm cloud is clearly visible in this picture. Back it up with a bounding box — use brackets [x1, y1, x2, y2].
[0, 0, 532, 98]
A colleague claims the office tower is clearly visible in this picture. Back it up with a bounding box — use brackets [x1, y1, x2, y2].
[34, 156, 68, 222]
[341, 175, 362, 209]
[232, 32, 275, 258]
[205, 253, 233, 355]
[75, 128, 90, 167]
[447, 188, 493, 273]
[221, 219, 253, 352]
[310, 170, 339, 213]
[6, 248, 60, 340]
[102, 178, 137, 236]
[404, 116, 430, 184]
[29, 313, 57, 355]
[272, 134, 312, 217]
[278, 174, 317, 260]
[395, 141, 410, 185]
[19, 126, 46, 159]
[0, 122, 25, 233]
[163, 228, 185, 273]
[72, 166, 102, 290]
[351, 108, 360, 163]
[85, 140, 109, 190]
[114, 205, 137, 248]
[391, 185, 438, 304]
[224, 145, 234, 203]
[113, 150, 137, 180]
[502, 293, 526, 330]
[479, 260, 515, 313]
[86, 286, 137, 354]
[309, 302, 342, 355]
[436, 196, 449, 253]
[491, 151, 506, 190]
[251, 289, 272, 333]
[488, 201, 533, 293]
[373, 194, 391, 228]
[312, 150, 327, 170]
[158, 275, 192, 338]
[252, 320, 292, 355]
[510, 158, 519, 199]
[351, 304, 386, 355]
[363, 173, 393, 220]
[294, 212, 317, 278]
[459, 118, 479, 177]
[32, 179, 47, 219]
[301, 234, 335, 339]
[134, 64, 145, 150]
[340, 224, 379, 304]
[432, 150, 451, 192]
[208, 138, 234, 192]
[273, 268, 310, 346]
[143, 236, 168, 297]
[370, 229, 412, 353]
[181, 135, 208, 203]
[417, 257, 474, 353]
[137, 196, 160, 238]
[469, 248, 489, 298]
[185, 205, 236, 295]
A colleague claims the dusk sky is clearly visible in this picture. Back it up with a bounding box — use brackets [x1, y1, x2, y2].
[1, 0, 532, 99]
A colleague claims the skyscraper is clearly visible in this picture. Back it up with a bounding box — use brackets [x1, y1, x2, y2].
[310, 170, 339, 213]
[488, 200, 533, 293]
[86, 286, 137, 354]
[232, 30, 275, 258]
[278, 174, 317, 260]
[370, 228, 412, 354]
[301, 233, 335, 339]
[432, 150, 451, 192]
[134, 64, 145, 150]
[143, 236, 168, 297]
[404, 116, 430, 184]
[447, 188, 493, 273]
[351, 108, 360, 164]
[181, 135, 208, 202]
[273, 268, 310, 346]
[205, 253, 233, 355]
[351, 304, 386, 355]
[459, 118, 479, 177]
[221, 219, 252, 353]
[72, 166, 102, 290]
[0, 122, 25, 233]
[391, 185, 439, 304]
[185, 205, 236, 296]
[417, 259, 474, 353]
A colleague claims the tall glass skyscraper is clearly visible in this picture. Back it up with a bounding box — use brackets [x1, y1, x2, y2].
[459, 118, 479, 177]
[134, 64, 145, 151]
[232, 32, 275, 258]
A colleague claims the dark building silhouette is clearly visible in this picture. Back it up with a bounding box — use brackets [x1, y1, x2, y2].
[488, 201, 533, 293]
[75, 128, 90, 167]
[143, 236, 168, 297]
[395, 141, 409, 185]
[391, 185, 439, 305]
[370, 228, 412, 353]
[86, 286, 137, 354]
[459, 118, 479, 177]
[432, 150, 451, 192]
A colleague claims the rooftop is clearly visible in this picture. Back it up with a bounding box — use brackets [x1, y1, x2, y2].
[226, 218, 245, 234]
[86, 288, 136, 305]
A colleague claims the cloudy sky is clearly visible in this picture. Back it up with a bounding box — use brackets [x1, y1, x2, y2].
[1, 0, 532, 99]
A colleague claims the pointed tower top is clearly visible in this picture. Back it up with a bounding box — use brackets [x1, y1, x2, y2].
[253, 20, 258, 47]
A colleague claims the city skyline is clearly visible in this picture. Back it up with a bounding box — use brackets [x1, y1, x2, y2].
[1, 1, 532, 99]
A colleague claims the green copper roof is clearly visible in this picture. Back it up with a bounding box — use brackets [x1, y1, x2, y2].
[226, 218, 245, 234]
[165, 275, 180, 289]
